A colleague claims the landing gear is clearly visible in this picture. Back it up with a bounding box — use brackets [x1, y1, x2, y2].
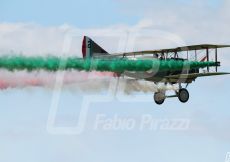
[154, 92, 166, 105]
[153, 83, 190, 105]
[177, 88, 189, 103]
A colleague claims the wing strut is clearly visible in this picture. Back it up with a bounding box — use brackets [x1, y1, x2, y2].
[215, 48, 218, 72]
[206, 48, 209, 72]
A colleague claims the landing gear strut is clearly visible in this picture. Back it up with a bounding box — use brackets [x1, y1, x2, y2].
[154, 92, 166, 105]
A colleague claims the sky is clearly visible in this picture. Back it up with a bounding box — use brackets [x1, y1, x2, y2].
[0, 0, 230, 162]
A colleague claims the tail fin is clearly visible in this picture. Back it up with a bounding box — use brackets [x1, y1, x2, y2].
[82, 36, 109, 59]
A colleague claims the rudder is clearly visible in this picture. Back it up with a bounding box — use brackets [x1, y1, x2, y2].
[82, 36, 109, 59]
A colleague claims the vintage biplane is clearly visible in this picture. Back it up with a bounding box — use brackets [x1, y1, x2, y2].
[82, 36, 230, 105]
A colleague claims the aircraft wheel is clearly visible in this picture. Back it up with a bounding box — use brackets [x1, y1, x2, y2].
[178, 88, 189, 103]
[154, 92, 166, 105]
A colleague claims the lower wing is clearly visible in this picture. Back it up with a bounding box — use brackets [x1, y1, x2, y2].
[165, 72, 230, 80]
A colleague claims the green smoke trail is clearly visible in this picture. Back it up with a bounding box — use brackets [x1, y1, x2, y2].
[0, 55, 216, 72]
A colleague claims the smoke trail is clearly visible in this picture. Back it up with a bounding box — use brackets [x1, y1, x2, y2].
[0, 55, 216, 72]
[121, 79, 179, 94]
[0, 70, 113, 90]
[0, 70, 160, 94]
[0, 55, 216, 93]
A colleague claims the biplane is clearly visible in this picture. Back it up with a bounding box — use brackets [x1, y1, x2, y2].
[82, 36, 230, 105]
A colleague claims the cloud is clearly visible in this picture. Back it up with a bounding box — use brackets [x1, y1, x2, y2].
[0, 21, 187, 57]
[0, 1, 229, 50]
[118, 0, 230, 43]
[0, 23, 73, 56]
[116, 0, 230, 66]
[0, 22, 129, 56]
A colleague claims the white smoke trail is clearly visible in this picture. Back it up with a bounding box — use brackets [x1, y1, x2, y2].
[119, 78, 179, 94]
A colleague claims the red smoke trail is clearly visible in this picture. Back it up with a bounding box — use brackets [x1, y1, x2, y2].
[0, 70, 115, 90]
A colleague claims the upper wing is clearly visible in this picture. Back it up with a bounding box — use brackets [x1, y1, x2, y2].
[165, 72, 230, 80]
[101, 44, 230, 58]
